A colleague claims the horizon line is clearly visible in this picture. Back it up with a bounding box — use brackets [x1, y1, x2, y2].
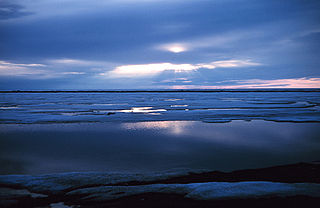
[1, 89, 320, 93]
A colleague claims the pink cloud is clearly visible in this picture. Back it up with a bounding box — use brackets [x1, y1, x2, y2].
[168, 77, 320, 89]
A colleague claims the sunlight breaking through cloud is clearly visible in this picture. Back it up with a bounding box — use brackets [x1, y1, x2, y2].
[104, 63, 197, 77]
[104, 60, 260, 78]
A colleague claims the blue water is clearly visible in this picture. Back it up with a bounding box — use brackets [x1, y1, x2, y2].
[0, 91, 319, 124]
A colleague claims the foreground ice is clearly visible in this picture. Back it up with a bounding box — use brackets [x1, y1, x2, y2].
[0, 171, 192, 194]
[1, 165, 320, 207]
[1, 179, 320, 207]
[1, 171, 320, 201]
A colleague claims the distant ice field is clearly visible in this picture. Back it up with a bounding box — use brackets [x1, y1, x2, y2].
[0, 91, 319, 124]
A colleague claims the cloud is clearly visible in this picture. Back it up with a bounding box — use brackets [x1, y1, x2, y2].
[234, 77, 320, 88]
[49, 59, 88, 65]
[0, 60, 47, 77]
[168, 78, 320, 89]
[2, 1, 319, 90]
[0, 60, 87, 78]
[0, 61, 45, 67]
[11, 0, 185, 21]
[157, 77, 192, 83]
[48, 58, 107, 66]
[0, 2, 32, 20]
[104, 60, 260, 78]
[155, 29, 263, 53]
[48, 59, 116, 70]
[61, 72, 86, 75]
[155, 20, 320, 57]
[207, 60, 260, 68]
[297, 28, 320, 38]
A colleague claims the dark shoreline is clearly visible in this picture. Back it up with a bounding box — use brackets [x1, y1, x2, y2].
[1, 162, 320, 207]
[111, 162, 320, 186]
[69, 195, 320, 208]
[10, 194, 320, 208]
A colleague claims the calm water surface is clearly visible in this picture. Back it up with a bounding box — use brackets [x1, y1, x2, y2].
[1, 120, 319, 175]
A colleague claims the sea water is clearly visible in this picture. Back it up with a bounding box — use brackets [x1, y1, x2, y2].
[0, 91, 319, 174]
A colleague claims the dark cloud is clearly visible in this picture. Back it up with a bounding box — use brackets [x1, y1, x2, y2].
[1, 0, 318, 61]
[0, 2, 32, 20]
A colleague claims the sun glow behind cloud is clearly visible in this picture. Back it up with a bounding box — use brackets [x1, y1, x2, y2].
[158, 43, 188, 53]
[155, 29, 259, 53]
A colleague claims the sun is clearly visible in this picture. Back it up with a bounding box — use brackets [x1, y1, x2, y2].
[168, 46, 186, 53]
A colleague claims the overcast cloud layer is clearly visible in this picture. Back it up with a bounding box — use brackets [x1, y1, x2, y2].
[0, 0, 319, 89]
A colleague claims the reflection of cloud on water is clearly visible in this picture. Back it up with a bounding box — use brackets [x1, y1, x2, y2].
[121, 121, 320, 151]
[122, 121, 230, 138]
[2, 121, 320, 174]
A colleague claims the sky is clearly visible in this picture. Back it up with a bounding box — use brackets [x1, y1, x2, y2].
[0, 0, 319, 90]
